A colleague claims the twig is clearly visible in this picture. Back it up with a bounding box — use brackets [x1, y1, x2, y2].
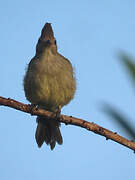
[0, 96, 135, 151]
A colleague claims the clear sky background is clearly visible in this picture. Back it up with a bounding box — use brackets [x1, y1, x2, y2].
[0, 1, 135, 179]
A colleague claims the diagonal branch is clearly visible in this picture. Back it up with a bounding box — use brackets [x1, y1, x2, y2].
[0, 96, 135, 152]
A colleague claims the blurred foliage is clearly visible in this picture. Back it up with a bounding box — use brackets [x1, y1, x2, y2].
[102, 52, 135, 140]
[102, 103, 135, 140]
[119, 52, 135, 84]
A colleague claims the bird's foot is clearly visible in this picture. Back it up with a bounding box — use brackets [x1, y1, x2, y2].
[28, 103, 38, 115]
[55, 105, 61, 120]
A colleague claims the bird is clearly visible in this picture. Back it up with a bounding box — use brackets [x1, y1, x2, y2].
[24, 23, 76, 150]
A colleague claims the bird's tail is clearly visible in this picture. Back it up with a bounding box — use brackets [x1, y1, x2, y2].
[35, 116, 63, 150]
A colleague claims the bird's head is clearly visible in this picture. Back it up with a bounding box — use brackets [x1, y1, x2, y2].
[36, 23, 57, 55]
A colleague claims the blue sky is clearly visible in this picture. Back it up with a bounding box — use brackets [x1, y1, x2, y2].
[0, 1, 135, 179]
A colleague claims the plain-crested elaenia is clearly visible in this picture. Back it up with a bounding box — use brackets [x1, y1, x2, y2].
[24, 23, 76, 150]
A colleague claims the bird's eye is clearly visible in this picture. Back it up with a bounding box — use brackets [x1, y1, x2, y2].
[46, 40, 51, 44]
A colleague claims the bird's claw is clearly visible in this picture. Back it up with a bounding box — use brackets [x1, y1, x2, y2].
[28, 104, 38, 115]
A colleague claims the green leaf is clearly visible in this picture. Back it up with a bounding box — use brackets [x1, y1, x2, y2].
[119, 52, 135, 83]
[102, 103, 135, 140]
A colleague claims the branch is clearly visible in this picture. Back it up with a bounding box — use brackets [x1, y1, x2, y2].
[0, 96, 135, 152]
